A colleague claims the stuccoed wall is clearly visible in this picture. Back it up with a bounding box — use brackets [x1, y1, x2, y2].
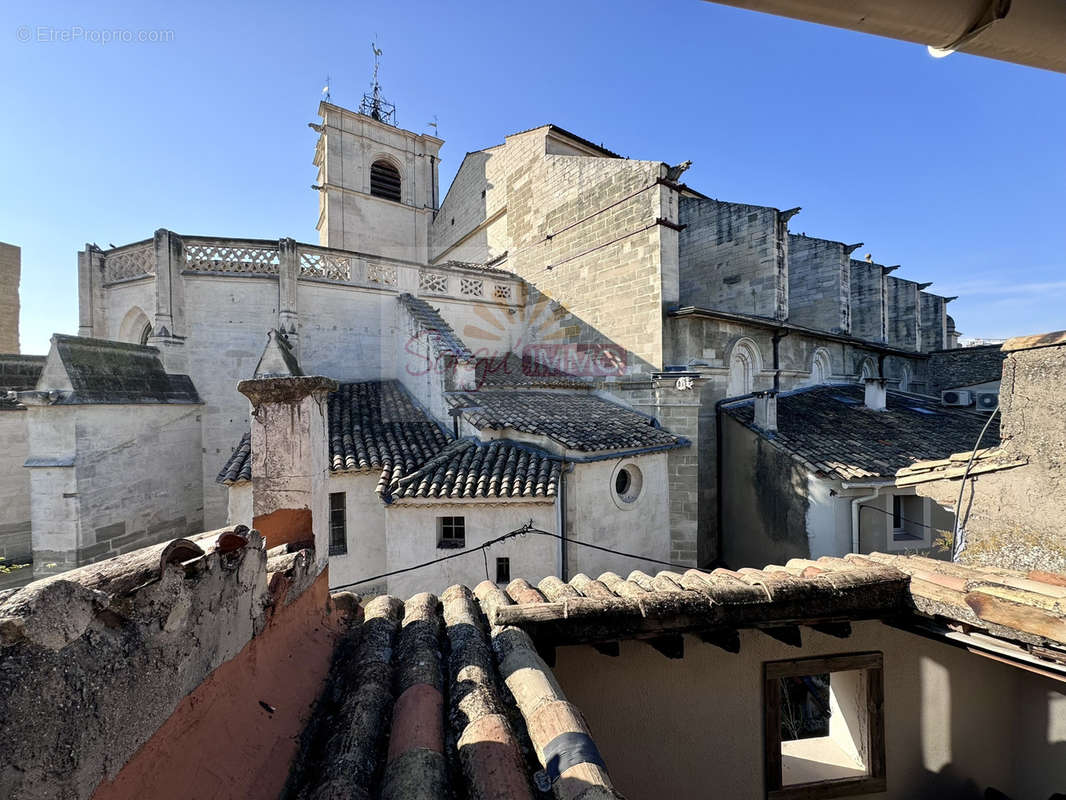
[553, 620, 1066, 800]
[565, 452, 671, 578]
[324, 472, 387, 594]
[227, 481, 252, 528]
[719, 415, 810, 568]
[382, 500, 557, 599]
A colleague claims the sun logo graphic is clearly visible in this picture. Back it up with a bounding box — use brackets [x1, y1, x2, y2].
[462, 293, 627, 387]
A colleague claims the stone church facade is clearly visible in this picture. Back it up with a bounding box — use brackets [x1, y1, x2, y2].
[6, 98, 955, 585]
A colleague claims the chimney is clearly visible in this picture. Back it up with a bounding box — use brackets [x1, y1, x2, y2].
[754, 391, 777, 432]
[864, 377, 887, 411]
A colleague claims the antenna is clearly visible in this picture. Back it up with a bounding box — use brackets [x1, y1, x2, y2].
[322, 74, 331, 103]
[359, 40, 396, 125]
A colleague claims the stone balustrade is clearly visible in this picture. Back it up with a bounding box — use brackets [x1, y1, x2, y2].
[100, 232, 521, 306]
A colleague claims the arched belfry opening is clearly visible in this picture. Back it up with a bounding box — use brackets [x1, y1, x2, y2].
[370, 160, 401, 202]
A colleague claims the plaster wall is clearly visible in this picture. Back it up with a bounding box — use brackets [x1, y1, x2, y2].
[564, 453, 671, 578]
[719, 414, 810, 568]
[227, 481, 252, 527]
[382, 500, 557, 599]
[323, 472, 387, 594]
[787, 235, 851, 334]
[552, 620, 1066, 800]
[678, 198, 788, 320]
[104, 279, 156, 343]
[0, 410, 31, 564]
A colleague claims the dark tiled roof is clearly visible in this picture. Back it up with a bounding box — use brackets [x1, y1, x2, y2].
[47, 335, 200, 405]
[328, 380, 450, 493]
[722, 384, 1000, 481]
[0, 354, 45, 410]
[390, 439, 560, 500]
[217, 432, 251, 485]
[474, 352, 590, 390]
[398, 294, 474, 362]
[450, 390, 685, 452]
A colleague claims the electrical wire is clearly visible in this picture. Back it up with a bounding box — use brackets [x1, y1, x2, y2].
[951, 405, 1001, 561]
[857, 503, 936, 530]
[330, 520, 696, 592]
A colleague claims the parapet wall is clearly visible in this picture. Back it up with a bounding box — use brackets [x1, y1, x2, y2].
[0, 526, 338, 800]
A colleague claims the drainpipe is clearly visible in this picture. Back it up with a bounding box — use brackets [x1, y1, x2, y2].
[845, 484, 884, 554]
[557, 462, 572, 580]
[772, 328, 789, 393]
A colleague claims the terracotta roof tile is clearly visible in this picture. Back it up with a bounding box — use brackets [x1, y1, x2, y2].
[398, 293, 474, 362]
[390, 439, 560, 500]
[723, 385, 1000, 481]
[450, 390, 685, 452]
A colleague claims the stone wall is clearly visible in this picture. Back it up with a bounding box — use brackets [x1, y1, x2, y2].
[787, 235, 852, 334]
[920, 291, 949, 352]
[886, 276, 921, 352]
[0, 529, 336, 800]
[848, 260, 887, 343]
[927, 344, 1006, 395]
[26, 404, 204, 576]
[678, 199, 789, 320]
[917, 333, 1066, 570]
[0, 242, 20, 353]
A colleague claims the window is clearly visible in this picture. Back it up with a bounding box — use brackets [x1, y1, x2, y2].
[370, 159, 401, 202]
[437, 516, 465, 549]
[139, 322, 153, 345]
[612, 463, 643, 508]
[810, 348, 831, 386]
[328, 492, 347, 555]
[764, 652, 885, 799]
[888, 493, 931, 550]
[496, 557, 510, 584]
[728, 338, 761, 396]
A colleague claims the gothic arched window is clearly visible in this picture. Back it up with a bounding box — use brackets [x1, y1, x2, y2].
[810, 348, 832, 386]
[728, 338, 761, 396]
[139, 322, 153, 345]
[370, 160, 401, 202]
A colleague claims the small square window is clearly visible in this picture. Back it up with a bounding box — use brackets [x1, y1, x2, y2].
[496, 557, 510, 584]
[328, 492, 347, 556]
[437, 516, 465, 549]
[764, 652, 885, 799]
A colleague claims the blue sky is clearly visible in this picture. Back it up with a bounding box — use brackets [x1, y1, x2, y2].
[2, 0, 1064, 355]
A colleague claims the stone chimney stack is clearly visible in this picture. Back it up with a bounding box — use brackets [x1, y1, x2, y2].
[754, 391, 778, 432]
[864, 378, 887, 411]
[238, 332, 336, 567]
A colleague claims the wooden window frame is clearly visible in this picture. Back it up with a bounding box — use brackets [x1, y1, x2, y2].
[437, 515, 466, 549]
[764, 652, 885, 800]
[328, 492, 347, 556]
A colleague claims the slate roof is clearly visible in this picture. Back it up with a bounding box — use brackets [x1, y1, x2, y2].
[449, 390, 686, 452]
[474, 352, 590, 390]
[288, 551, 1066, 797]
[398, 294, 474, 362]
[0, 354, 45, 410]
[45, 335, 200, 405]
[722, 384, 1000, 481]
[389, 438, 560, 501]
[216, 432, 252, 485]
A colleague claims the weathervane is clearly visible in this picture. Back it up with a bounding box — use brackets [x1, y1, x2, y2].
[322, 74, 331, 103]
[359, 40, 396, 125]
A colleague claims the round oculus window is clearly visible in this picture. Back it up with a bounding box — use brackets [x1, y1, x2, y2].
[612, 463, 643, 507]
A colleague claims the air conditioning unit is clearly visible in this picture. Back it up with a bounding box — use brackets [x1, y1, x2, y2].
[975, 391, 999, 412]
[941, 389, 973, 407]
